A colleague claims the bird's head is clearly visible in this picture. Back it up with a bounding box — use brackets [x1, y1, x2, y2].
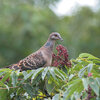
[49, 32, 63, 41]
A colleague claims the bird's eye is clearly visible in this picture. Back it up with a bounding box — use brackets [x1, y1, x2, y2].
[54, 34, 58, 37]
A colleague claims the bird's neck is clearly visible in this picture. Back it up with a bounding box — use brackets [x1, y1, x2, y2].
[44, 39, 55, 51]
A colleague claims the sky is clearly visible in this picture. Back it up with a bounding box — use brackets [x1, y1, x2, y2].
[51, 0, 97, 16]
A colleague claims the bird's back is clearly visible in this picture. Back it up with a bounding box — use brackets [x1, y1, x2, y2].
[6, 51, 46, 71]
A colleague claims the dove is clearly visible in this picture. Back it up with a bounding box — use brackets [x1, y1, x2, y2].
[6, 32, 63, 71]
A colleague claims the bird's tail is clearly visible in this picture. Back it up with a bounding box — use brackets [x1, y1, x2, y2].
[5, 63, 21, 70]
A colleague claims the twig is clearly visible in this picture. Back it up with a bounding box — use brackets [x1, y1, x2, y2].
[0, 86, 19, 90]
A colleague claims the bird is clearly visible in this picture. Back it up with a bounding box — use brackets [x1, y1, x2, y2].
[6, 32, 63, 71]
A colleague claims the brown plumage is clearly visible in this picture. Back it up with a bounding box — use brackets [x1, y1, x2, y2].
[6, 32, 63, 71]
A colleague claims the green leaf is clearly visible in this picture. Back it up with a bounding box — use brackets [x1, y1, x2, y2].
[24, 70, 34, 80]
[5, 84, 9, 91]
[62, 66, 68, 74]
[0, 81, 9, 90]
[46, 79, 55, 94]
[68, 74, 74, 81]
[11, 71, 18, 87]
[55, 68, 66, 80]
[42, 67, 48, 80]
[63, 89, 69, 100]
[78, 66, 87, 78]
[65, 78, 81, 87]
[87, 63, 93, 72]
[89, 78, 99, 96]
[0, 81, 5, 87]
[0, 89, 8, 100]
[96, 97, 100, 100]
[32, 74, 41, 86]
[82, 78, 89, 90]
[49, 68, 57, 80]
[31, 68, 43, 82]
[74, 92, 81, 100]
[0, 68, 12, 73]
[96, 78, 100, 87]
[22, 83, 35, 97]
[58, 69, 67, 79]
[1, 72, 10, 83]
[22, 71, 28, 77]
[15, 70, 21, 76]
[79, 53, 99, 60]
[52, 94, 60, 100]
[65, 79, 82, 99]
[0, 72, 6, 76]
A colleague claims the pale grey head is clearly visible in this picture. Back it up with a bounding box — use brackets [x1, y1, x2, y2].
[49, 32, 63, 41]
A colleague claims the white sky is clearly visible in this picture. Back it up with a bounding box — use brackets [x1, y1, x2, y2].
[51, 0, 97, 16]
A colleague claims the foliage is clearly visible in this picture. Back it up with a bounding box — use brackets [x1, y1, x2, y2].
[0, 53, 100, 100]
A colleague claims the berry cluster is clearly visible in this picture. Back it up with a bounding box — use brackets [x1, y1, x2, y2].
[52, 45, 71, 67]
[88, 73, 92, 77]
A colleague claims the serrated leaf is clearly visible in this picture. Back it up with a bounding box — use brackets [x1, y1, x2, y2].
[63, 78, 81, 88]
[52, 94, 59, 100]
[79, 53, 99, 60]
[96, 97, 100, 100]
[24, 70, 34, 80]
[15, 70, 20, 76]
[82, 78, 89, 90]
[78, 66, 87, 78]
[49, 68, 57, 80]
[0, 72, 6, 76]
[46, 79, 55, 94]
[23, 83, 34, 97]
[0, 68, 12, 73]
[96, 78, 100, 87]
[63, 89, 69, 100]
[69, 74, 74, 81]
[55, 69, 64, 80]
[5, 85, 9, 91]
[42, 67, 48, 80]
[87, 63, 93, 72]
[65, 79, 82, 99]
[1, 72, 10, 83]
[0, 81, 5, 87]
[0, 89, 8, 100]
[11, 71, 18, 87]
[32, 74, 41, 86]
[56, 68, 67, 80]
[22, 71, 27, 77]
[62, 66, 68, 74]
[89, 78, 99, 96]
[31, 68, 43, 82]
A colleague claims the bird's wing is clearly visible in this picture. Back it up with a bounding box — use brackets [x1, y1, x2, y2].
[6, 51, 46, 71]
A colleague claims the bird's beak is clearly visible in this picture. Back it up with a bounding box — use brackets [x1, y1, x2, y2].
[59, 36, 63, 41]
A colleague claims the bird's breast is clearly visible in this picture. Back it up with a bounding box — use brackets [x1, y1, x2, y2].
[42, 48, 53, 67]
